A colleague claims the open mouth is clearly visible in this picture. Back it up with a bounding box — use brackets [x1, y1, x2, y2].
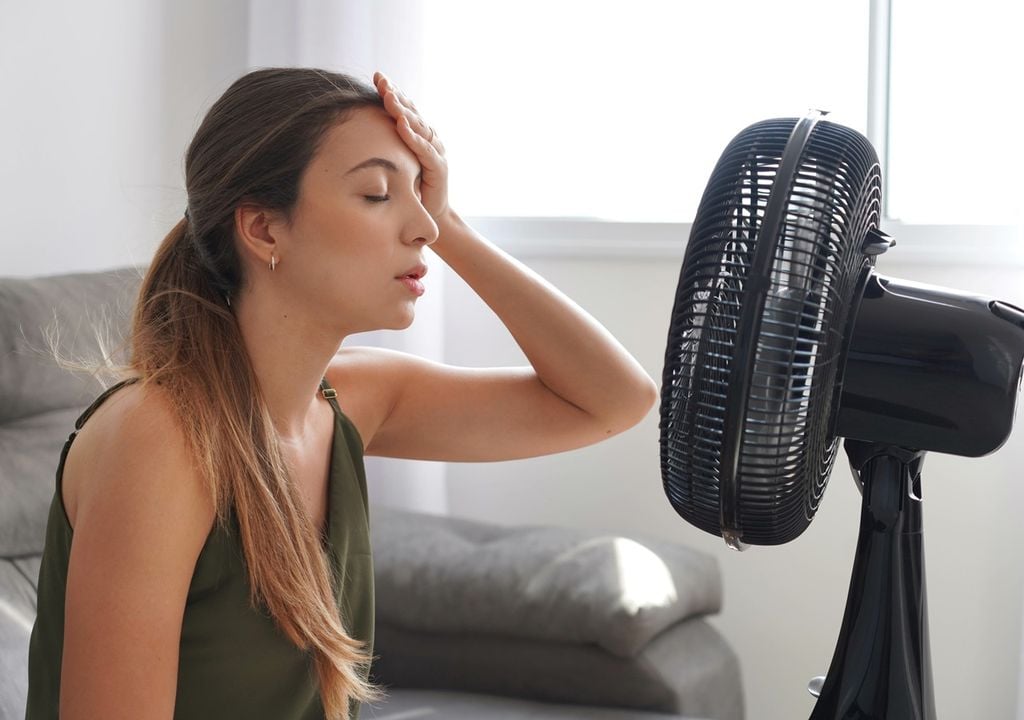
[397, 265, 428, 296]
[396, 264, 428, 281]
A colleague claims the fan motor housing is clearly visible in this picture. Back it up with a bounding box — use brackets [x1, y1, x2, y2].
[836, 274, 1024, 457]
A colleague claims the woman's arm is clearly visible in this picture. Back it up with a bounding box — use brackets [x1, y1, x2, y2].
[59, 385, 214, 720]
[341, 75, 657, 462]
[339, 214, 656, 461]
[432, 207, 658, 428]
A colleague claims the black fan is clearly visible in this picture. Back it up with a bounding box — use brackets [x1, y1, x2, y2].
[660, 110, 1024, 719]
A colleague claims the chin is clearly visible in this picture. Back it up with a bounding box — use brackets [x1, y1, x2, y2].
[387, 307, 417, 331]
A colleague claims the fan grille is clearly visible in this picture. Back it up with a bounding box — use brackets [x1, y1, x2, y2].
[660, 118, 881, 545]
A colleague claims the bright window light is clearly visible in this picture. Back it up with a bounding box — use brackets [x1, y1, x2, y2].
[420, 0, 868, 222]
[888, 0, 1024, 225]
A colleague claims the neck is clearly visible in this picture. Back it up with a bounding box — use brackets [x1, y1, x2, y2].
[232, 282, 345, 441]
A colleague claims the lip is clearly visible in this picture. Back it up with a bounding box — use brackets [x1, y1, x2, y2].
[396, 263, 427, 297]
[396, 263, 428, 281]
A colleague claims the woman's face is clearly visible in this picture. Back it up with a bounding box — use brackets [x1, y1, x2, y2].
[272, 106, 438, 335]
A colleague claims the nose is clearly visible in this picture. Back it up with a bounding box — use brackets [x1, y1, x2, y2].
[404, 197, 439, 246]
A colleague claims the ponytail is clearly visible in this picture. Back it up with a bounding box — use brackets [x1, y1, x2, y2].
[130, 216, 380, 717]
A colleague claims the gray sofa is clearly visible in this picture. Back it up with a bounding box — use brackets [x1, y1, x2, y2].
[0, 268, 743, 720]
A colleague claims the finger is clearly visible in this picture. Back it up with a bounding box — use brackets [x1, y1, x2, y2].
[373, 72, 389, 100]
[397, 115, 427, 148]
[373, 71, 390, 92]
[387, 81, 419, 113]
[388, 91, 420, 123]
[384, 90, 434, 142]
[376, 74, 441, 150]
[379, 77, 419, 115]
[398, 115, 444, 156]
[374, 73, 412, 107]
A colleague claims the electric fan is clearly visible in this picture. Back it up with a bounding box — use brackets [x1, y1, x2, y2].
[660, 110, 1024, 719]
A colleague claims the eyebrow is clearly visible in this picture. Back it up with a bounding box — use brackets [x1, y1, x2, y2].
[345, 157, 422, 183]
[345, 157, 397, 174]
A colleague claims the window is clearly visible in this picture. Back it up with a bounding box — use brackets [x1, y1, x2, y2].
[420, 1, 869, 222]
[887, 0, 1023, 224]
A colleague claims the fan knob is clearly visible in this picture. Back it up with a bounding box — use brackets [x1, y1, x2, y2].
[862, 228, 894, 255]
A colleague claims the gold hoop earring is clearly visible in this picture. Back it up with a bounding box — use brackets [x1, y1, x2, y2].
[270, 254, 277, 272]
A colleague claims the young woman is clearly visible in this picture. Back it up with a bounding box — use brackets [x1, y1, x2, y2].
[25, 67, 658, 720]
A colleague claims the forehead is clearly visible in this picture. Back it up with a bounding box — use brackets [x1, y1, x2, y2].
[310, 107, 420, 180]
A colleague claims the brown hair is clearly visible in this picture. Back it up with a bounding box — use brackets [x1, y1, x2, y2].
[131, 68, 384, 717]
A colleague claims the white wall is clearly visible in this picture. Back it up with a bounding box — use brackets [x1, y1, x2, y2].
[442, 251, 1024, 720]
[0, 0, 248, 278]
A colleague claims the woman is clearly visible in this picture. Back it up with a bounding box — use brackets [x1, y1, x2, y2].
[25, 67, 658, 720]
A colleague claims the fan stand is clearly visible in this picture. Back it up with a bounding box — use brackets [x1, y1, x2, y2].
[808, 439, 936, 720]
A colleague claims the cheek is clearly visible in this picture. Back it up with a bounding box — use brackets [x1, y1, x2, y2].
[289, 207, 395, 288]
[307, 240, 388, 303]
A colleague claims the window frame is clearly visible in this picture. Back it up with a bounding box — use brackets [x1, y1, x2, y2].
[465, 216, 1024, 268]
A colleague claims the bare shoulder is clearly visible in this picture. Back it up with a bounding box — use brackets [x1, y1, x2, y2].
[63, 379, 214, 536]
[59, 379, 215, 717]
[328, 344, 423, 382]
[324, 346, 415, 450]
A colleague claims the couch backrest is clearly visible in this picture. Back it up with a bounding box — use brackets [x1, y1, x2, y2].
[1, 267, 141, 556]
[0, 267, 141, 720]
[0, 269, 142, 425]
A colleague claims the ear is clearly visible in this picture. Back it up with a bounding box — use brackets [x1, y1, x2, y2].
[234, 203, 286, 268]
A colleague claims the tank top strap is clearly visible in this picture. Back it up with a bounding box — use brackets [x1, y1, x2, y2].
[319, 376, 342, 414]
[73, 377, 140, 431]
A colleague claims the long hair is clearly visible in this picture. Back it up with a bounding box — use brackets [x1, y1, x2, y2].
[131, 68, 384, 718]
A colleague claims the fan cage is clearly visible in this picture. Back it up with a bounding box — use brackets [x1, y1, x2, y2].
[661, 118, 881, 545]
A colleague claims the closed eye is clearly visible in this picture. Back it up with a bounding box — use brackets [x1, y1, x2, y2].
[365, 194, 390, 203]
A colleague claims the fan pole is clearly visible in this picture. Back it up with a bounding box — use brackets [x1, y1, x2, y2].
[809, 440, 936, 720]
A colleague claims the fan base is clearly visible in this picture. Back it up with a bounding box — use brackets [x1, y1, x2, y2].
[809, 441, 935, 720]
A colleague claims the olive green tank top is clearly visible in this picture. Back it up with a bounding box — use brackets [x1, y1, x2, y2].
[25, 377, 374, 720]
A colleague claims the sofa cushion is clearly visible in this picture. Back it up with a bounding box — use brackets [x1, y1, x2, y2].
[1, 557, 39, 720]
[0, 268, 140, 425]
[371, 618, 742, 720]
[363, 688, 700, 720]
[371, 507, 722, 658]
[0, 408, 81, 557]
